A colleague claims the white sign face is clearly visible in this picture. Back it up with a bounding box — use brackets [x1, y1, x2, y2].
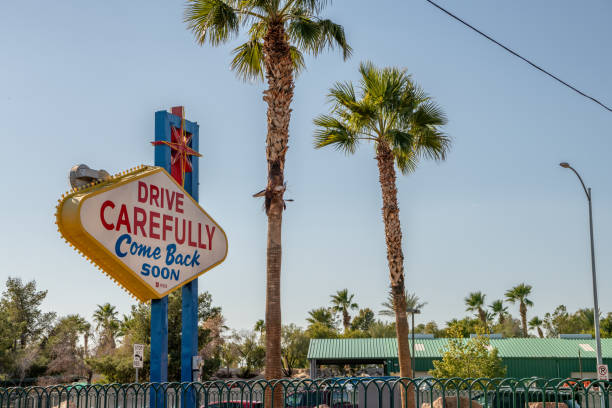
[80, 169, 227, 297]
[133, 344, 144, 368]
[598, 364, 608, 380]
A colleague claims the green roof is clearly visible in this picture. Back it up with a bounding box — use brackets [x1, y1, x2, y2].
[307, 338, 612, 360]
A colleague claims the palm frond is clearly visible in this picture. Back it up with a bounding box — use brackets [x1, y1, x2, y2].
[290, 45, 306, 76]
[410, 101, 448, 128]
[385, 129, 414, 151]
[288, 17, 351, 60]
[412, 126, 450, 162]
[292, 0, 330, 14]
[230, 39, 265, 81]
[184, 0, 240, 46]
[313, 114, 359, 154]
[393, 147, 418, 175]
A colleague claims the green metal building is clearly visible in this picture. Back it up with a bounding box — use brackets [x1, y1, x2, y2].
[307, 338, 612, 378]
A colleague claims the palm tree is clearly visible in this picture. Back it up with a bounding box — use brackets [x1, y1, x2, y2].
[529, 316, 544, 338]
[184, 0, 351, 385]
[306, 307, 335, 329]
[490, 299, 509, 325]
[314, 62, 449, 389]
[505, 283, 533, 337]
[93, 303, 119, 351]
[330, 289, 358, 333]
[464, 292, 487, 325]
[254, 319, 265, 334]
[380, 290, 426, 318]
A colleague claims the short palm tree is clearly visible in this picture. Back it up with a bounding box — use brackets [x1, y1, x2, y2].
[529, 316, 544, 338]
[306, 307, 335, 329]
[93, 303, 119, 350]
[330, 289, 358, 333]
[184, 0, 351, 385]
[505, 283, 533, 337]
[490, 299, 508, 325]
[380, 290, 427, 318]
[314, 62, 449, 387]
[465, 292, 487, 325]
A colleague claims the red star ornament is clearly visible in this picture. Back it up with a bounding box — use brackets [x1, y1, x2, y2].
[151, 117, 201, 186]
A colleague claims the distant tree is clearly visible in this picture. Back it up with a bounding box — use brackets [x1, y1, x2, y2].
[351, 308, 376, 331]
[93, 303, 120, 353]
[199, 313, 225, 379]
[490, 299, 509, 325]
[599, 313, 612, 338]
[430, 326, 506, 379]
[1, 277, 55, 349]
[367, 321, 396, 338]
[505, 283, 533, 337]
[379, 290, 426, 318]
[231, 331, 266, 378]
[465, 292, 487, 326]
[46, 315, 89, 379]
[281, 324, 309, 377]
[219, 342, 238, 377]
[305, 323, 339, 339]
[0, 277, 54, 383]
[529, 316, 544, 338]
[543, 305, 595, 338]
[330, 289, 359, 333]
[414, 321, 441, 337]
[442, 317, 483, 338]
[254, 319, 265, 335]
[491, 317, 522, 338]
[306, 307, 336, 330]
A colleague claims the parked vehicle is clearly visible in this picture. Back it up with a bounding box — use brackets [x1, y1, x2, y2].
[285, 389, 354, 408]
[204, 401, 263, 408]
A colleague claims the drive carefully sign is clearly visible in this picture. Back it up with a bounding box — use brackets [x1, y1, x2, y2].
[56, 166, 228, 301]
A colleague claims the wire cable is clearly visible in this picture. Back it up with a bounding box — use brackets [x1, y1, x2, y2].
[424, 0, 612, 113]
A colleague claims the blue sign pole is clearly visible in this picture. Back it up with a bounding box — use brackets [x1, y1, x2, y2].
[150, 110, 172, 407]
[180, 114, 199, 408]
[152, 108, 200, 407]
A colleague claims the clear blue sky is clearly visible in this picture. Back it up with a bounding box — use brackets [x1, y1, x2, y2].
[1, 0, 610, 333]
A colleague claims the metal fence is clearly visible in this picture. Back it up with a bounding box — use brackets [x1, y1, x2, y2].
[1, 378, 610, 408]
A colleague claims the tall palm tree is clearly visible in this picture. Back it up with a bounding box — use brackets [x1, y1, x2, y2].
[505, 283, 533, 337]
[93, 303, 119, 350]
[314, 62, 449, 390]
[380, 290, 427, 318]
[184, 0, 351, 385]
[490, 299, 509, 325]
[464, 292, 487, 325]
[529, 316, 544, 338]
[330, 289, 358, 333]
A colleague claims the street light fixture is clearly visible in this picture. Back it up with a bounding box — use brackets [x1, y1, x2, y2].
[559, 162, 603, 370]
[407, 308, 421, 378]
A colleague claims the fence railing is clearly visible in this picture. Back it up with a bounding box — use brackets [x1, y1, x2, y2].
[1, 378, 610, 408]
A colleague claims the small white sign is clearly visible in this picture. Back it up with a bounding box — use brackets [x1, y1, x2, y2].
[597, 364, 608, 380]
[133, 344, 144, 368]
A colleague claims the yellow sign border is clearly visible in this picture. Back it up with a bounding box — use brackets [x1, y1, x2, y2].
[56, 165, 228, 302]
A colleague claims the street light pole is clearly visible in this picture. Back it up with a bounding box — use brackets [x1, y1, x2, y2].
[559, 162, 603, 368]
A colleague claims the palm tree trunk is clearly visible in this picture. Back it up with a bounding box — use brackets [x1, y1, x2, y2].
[537, 327, 544, 338]
[343, 310, 350, 333]
[520, 303, 528, 337]
[376, 142, 414, 408]
[262, 20, 293, 406]
[478, 309, 487, 326]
